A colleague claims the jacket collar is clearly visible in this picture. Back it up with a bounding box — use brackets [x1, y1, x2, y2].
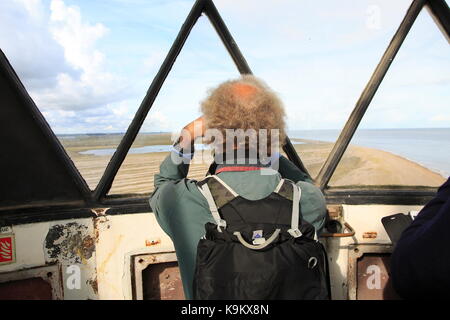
[208, 149, 280, 174]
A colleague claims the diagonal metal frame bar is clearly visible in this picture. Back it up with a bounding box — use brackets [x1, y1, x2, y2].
[282, 137, 311, 177]
[315, 0, 427, 191]
[3, 0, 446, 221]
[94, 0, 310, 200]
[93, 0, 207, 201]
[426, 0, 450, 42]
[203, 0, 252, 74]
[0, 50, 93, 205]
[95, 0, 443, 200]
[203, 0, 311, 177]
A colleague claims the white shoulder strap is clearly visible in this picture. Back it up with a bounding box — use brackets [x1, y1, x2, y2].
[197, 182, 227, 232]
[208, 175, 239, 197]
[288, 183, 303, 238]
[274, 178, 285, 193]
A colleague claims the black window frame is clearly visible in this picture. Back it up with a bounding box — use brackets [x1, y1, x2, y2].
[1, 0, 449, 225]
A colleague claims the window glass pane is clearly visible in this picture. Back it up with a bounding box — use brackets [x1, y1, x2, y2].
[1, 0, 426, 193]
[0, 0, 192, 190]
[108, 16, 238, 195]
[329, 9, 449, 187]
[215, 0, 414, 178]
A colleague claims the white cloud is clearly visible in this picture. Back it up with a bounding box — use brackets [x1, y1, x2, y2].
[143, 51, 166, 73]
[110, 101, 131, 117]
[13, 0, 45, 22]
[6, 0, 128, 111]
[144, 111, 170, 131]
[1, 0, 130, 113]
[2, 0, 448, 134]
[0, 0, 74, 84]
[0, 0, 141, 133]
[50, 0, 108, 71]
[28, 0, 130, 111]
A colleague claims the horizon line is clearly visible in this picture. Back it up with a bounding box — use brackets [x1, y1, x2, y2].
[55, 127, 450, 136]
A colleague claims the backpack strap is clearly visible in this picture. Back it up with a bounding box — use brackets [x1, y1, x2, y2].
[198, 182, 226, 232]
[198, 176, 302, 238]
[197, 175, 239, 232]
[209, 175, 239, 198]
[233, 229, 281, 250]
[198, 175, 238, 208]
[274, 178, 293, 201]
[288, 183, 303, 238]
[274, 178, 286, 193]
[274, 179, 303, 238]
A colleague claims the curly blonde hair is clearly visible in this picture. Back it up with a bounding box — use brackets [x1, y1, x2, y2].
[201, 75, 286, 153]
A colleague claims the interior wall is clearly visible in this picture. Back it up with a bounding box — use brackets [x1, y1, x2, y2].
[0, 204, 423, 300]
[325, 204, 423, 300]
[0, 212, 174, 300]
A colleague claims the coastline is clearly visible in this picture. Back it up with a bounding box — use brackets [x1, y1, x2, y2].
[59, 134, 446, 194]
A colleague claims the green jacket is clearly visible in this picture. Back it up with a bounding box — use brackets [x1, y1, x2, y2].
[149, 152, 327, 299]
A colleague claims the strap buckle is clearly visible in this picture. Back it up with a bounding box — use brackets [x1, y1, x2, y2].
[217, 219, 227, 232]
[288, 228, 302, 238]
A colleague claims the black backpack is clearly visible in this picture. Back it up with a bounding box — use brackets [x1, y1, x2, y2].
[194, 175, 329, 300]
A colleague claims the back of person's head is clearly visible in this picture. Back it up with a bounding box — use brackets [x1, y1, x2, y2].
[201, 75, 286, 156]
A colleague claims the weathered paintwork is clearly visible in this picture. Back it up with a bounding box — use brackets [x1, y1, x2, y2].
[0, 204, 423, 300]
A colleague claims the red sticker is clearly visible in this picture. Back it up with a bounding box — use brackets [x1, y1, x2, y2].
[0, 235, 15, 265]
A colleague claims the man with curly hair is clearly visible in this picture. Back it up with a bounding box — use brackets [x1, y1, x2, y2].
[149, 75, 327, 299]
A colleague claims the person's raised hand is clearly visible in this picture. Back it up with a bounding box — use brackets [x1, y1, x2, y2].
[179, 116, 206, 149]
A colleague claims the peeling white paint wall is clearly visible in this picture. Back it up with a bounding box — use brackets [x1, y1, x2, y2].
[0, 205, 423, 300]
[0, 218, 97, 299]
[325, 204, 423, 300]
[0, 212, 175, 300]
[94, 212, 174, 300]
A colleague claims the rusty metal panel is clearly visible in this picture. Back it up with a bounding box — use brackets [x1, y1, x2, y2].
[0, 265, 63, 300]
[142, 261, 185, 300]
[356, 254, 401, 300]
[0, 277, 53, 300]
[132, 252, 185, 300]
[347, 244, 401, 300]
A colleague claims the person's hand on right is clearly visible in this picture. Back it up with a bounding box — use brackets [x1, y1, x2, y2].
[178, 116, 206, 149]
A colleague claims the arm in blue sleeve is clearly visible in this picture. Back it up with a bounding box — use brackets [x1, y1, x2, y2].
[391, 177, 450, 299]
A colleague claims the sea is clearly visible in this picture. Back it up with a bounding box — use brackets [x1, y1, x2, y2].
[74, 128, 450, 178]
[288, 128, 450, 178]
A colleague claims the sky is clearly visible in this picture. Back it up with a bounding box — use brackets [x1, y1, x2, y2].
[0, 0, 449, 134]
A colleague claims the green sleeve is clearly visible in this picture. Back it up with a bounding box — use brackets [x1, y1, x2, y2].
[149, 151, 203, 237]
[277, 155, 326, 232]
[297, 181, 327, 233]
[272, 156, 327, 229]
